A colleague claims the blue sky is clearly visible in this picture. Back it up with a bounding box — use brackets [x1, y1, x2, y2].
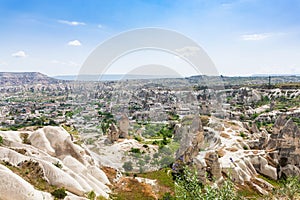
[0, 0, 300, 76]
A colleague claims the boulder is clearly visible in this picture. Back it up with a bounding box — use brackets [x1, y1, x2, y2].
[279, 164, 300, 179]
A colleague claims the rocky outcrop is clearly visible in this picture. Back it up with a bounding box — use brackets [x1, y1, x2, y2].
[267, 116, 300, 178]
[0, 164, 52, 200]
[118, 114, 129, 138]
[176, 115, 204, 163]
[204, 151, 222, 181]
[174, 116, 279, 194]
[0, 126, 111, 199]
[106, 115, 130, 143]
[250, 156, 277, 180]
[106, 123, 120, 144]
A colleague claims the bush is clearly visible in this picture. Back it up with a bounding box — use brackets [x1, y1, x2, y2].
[274, 176, 300, 200]
[239, 114, 245, 121]
[0, 135, 3, 145]
[130, 148, 141, 154]
[53, 161, 63, 169]
[51, 188, 67, 199]
[239, 131, 246, 138]
[175, 166, 240, 200]
[161, 192, 176, 200]
[87, 190, 96, 200]
[159, 156, 175, 168]
[123, 161, 133, 171]
[251, 113, 259, 120]
[134, 135, 142, 142]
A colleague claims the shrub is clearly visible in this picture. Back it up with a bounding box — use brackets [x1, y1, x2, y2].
[175, 166, 240, 200]
[53, 161, 63, 169]
[134, 135, 142, 142]
[239, 114, 245, 121]
[274, 176, 300, 200]
[161, 192, 176, 200]
[87, 190, 96, 200]
[251, 113, 259, 120]
[159, 156, 175, 168]
[20, 133, 31, 144]
[0, 135, 3, 145]
[130, 148, 141, 154]
[123, 161, 133, 171]
[51, 188, 67, 199]
[239, 131, 246, 138]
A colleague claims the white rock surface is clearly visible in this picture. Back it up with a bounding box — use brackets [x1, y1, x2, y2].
[0, 126, 111, 199]
[0, 165, 52, 200]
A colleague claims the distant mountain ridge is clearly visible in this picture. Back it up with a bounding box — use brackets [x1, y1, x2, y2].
[54, 74, 181, 81]
[1, 72, 300, 86]
[0, 72, 64, 86]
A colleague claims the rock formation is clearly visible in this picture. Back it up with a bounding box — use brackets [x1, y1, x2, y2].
[118, 114, 130, 138]
[106, 123, 120, 144]
[175, 115, 204, 163]
[0, 126, 111, 199]
[267, 115, 300, 178]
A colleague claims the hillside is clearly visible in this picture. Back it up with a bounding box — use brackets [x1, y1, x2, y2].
[0, 72, 64, 86]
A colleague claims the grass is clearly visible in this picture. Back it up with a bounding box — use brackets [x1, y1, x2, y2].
[112, 168, 175, 199]
[257, 174, 281, 188]
[110, 177, 157, 200]
[137, 168, 174, 188]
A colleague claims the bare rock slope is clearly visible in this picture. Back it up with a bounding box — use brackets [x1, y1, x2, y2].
[0, 126, 110, 200]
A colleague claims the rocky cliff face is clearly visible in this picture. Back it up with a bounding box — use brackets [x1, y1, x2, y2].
[174, 113, 300, 195]
[267, 115, 300, 178]
[174, 115, 277, 195]
[175, 115, 205, 164]
[0, 126, 110, 200]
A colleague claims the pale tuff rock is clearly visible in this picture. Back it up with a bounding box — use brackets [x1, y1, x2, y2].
[29, 128, 56, 155]
[193, 155, 207, 184]
[0, 164, 52, 200]
[250, 156, 277, 180]
[204, 151, 222, 181]
[175, 116, 278, 194]
[106, 114, 130, 143]
[0, 126, 111, 199]
[267, 116, 300, 178]
[106, 123, 120, 143]
[176, 115, 204, 163]
[118, 114, 129, 138]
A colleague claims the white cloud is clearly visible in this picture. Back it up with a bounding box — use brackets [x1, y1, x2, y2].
[12, 51, 28, 58]
[58, 20, 86, 26]
[240, 33, 271, 41]
[67, 40, 82, 46]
